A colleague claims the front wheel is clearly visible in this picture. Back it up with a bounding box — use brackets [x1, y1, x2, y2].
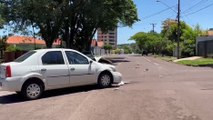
[22, 82, 44, 100]
[98, 73, 113, 88]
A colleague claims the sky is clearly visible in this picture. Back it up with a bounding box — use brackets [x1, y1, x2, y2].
[1, 0, 213, 45]
[117, 0, 213, 44]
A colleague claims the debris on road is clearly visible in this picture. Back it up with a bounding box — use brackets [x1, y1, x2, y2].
[113, 88, 119, 91]
[144, 68, 149, 72]
[118, 81, 125, 86]
[135, 66, 140, 69]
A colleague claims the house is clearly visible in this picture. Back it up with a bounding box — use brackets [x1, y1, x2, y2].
[196, 29, 213, 57]
[6, 36, 61, 50]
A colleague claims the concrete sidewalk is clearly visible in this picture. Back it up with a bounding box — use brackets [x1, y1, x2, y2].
[173, 56, 202, 62]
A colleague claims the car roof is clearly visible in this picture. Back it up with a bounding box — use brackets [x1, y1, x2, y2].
[34, 48, 77, 52]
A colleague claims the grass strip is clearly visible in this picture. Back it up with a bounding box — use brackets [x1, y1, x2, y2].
[177, 58, 213, 67]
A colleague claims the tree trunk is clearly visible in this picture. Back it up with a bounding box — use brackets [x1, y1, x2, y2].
[64, 25, 70, 48]
[46, 40, 53, 48]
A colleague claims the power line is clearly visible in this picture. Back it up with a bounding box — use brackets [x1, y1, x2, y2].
[156, 0, 177, 13]
[184, 2, 213, 16]
[143, 5, 176, 20]
[183, 0, 208, 14]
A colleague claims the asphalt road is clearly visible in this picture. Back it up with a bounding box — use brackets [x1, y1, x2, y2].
[1, 55, 213, 120]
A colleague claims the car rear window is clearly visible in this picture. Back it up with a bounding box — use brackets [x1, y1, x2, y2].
[14, 51, 36, 62]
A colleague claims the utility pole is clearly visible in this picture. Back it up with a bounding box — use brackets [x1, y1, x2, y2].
[156, 0, 181, 59]
[150, 23, 157, 33]
[177, 0, 180, 59]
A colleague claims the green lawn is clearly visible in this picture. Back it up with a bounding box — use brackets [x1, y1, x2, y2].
[177, 58, 213, 67]
[155, 55, 176, 62]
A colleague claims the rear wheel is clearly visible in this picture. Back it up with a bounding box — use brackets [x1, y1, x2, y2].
[98, 73, 113, 88]
[22, 81, 44, 100]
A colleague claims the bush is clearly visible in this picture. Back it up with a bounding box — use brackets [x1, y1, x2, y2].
[6, 46, 23, 52]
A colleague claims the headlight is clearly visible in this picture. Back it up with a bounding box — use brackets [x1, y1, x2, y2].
[110, 67, 116, 72]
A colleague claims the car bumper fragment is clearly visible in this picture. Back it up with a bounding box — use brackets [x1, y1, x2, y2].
[112, 72, 122, 84]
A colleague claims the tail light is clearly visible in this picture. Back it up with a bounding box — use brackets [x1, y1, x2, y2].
[6, 66, 12, 78]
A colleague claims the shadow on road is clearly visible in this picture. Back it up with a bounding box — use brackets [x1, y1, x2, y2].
[0, 85, 103, 104]
[198, 64, 213, 68]
[111, 59, 130, 63]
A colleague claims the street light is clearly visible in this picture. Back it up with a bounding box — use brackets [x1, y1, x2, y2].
[157, 0, 181, 59]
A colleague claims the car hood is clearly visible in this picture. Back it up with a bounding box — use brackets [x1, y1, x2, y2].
[102, 63, 115, 69]
[98, 62, 116, 71]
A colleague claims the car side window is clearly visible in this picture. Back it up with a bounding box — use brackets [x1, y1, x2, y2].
[42, 51, 65, 65]
[65, 51, 89, 64]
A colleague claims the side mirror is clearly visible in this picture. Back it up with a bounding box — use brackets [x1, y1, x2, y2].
[90, 60, 93, 64]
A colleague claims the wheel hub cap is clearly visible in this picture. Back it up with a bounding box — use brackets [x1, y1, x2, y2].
[26, 84, 41, 98]
[101, 75, 111, 86]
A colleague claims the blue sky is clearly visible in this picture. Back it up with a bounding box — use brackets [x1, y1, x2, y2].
[1, 0, 213, 45]
[118, 0, 213, 44]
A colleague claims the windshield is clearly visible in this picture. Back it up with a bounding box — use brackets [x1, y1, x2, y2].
[14, 51, 36, 62]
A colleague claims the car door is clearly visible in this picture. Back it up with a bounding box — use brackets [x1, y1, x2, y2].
[65, 51, 96, 86]
[40, 51, 69, 87]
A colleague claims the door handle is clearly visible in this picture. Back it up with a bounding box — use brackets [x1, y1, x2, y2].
[41, 68, 47, 72]
[70, 68, 75, 71]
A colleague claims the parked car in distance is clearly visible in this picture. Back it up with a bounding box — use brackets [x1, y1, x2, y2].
[0, 49, 122, 100]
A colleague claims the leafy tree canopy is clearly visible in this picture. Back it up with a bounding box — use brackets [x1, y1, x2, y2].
[129, 32, 164, 54]
[0, 0, 139, 51]
[161, 19, 207, 57]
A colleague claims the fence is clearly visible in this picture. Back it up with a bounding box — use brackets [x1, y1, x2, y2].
[197, 40, 213, 57]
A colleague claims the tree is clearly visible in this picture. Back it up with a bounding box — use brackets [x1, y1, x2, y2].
[129, 32, 147, 53]
[181, 24, 206, 57]
[0, 36, 7, 49]
[0, 2, 6, 28]
[103, 45, 113, 54]
[161, 19, 206, 57]
[129, 32, 164, 54]
[0, 36, 7, 58]
[118, 44, 132, 54]
[1, 0, 64, 48]
[1, 0, 139, 51]
[60, 0, 139, 51]
[123, 46, 132, 54]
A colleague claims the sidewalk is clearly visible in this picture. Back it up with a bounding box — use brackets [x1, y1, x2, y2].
[0, 89, 14, 96]
[173, 56, 202, 62]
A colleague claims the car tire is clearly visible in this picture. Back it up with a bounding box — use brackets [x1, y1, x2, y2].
[21, 81, 44, 100]
[16, 91, 22, 95]
[98, 72, 113, 88]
